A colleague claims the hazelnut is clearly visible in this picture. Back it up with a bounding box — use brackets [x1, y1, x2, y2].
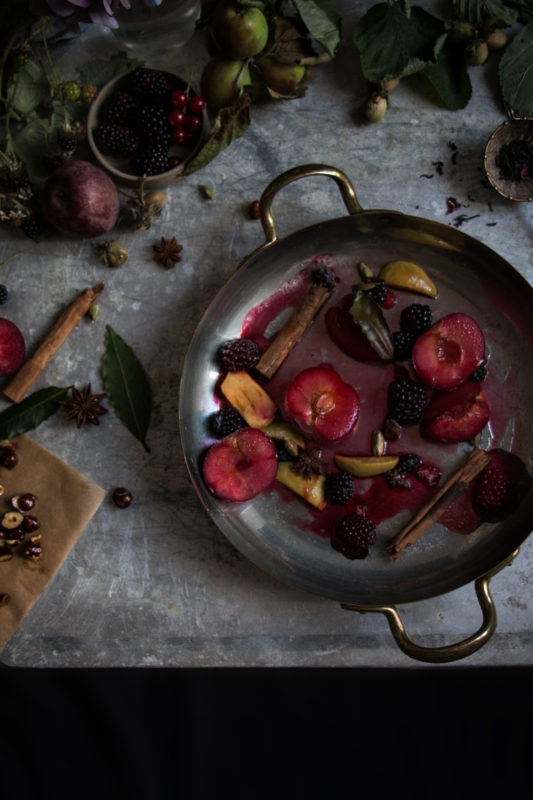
[11, 493, 37, 512]
[4, 528, 25, 546]
[0, 546, 13, 562]
[22, 515, 40, 534]
[0, 485, 4, 497]
[0, 593, 10, 607]
[24, 539, 42, 561]
[1, 511, 24, 530]
[112, 487, 132, 508]
[0, 447, 18, 469]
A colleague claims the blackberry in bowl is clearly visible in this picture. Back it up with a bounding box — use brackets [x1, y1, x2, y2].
[87, 68, 207, 189]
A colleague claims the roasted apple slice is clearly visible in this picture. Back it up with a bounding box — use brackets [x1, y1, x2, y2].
[412, 312, 485, 390]
[275, 462, 327, 509]
[285, 365, 360, 441]
[202, 428, 278, 502]
[221, 370, 277, 428]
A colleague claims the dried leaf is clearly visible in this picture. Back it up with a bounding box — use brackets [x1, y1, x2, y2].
[183, 93, 251, 175]
[102, 325, 152, 453]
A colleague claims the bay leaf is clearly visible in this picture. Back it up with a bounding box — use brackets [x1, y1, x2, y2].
[102, 325, 152, 453]
[349, 290, 394, 360]
[353, 2, 445, 83]
[0, 386, 69, 440]
[499, 22, 533, 118]
[293, 0, 342, 58]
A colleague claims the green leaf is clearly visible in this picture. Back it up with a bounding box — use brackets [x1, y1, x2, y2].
[12, 117, 49, 184]
[353, 2, 446, 83]
[452, 0, 518, 27]
[292, 0, 342, 58]
[183, 93, 251, 175]
[76, 51, 143, 88]
[422, 36, 473, 109]
[102, 325, 152, 453]
[499, 21, 533, 117]
[7, 61, 50, 116]
[0, 386, 69, 440]
[349, 289, 394, 360]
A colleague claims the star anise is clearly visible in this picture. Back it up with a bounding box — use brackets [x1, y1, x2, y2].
[290, 448, 327, 479]
[60, 384, 108, 428]
[152, 236, 183, 268]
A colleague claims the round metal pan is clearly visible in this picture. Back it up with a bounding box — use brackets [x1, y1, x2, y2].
[179, 164, 533, 662]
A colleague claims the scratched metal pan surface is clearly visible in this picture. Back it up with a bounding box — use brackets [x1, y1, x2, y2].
[179, 166, 533, 607]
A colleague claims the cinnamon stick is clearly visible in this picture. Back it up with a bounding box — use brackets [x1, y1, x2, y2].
[387, 447, 491, 560]
[3, 283, 104, 403]
[255, 282, 333, 379]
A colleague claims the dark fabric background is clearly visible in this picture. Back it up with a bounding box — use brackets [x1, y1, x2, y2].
[2, 665, 530, 799]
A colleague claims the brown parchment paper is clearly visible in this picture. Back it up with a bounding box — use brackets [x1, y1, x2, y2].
[0, 434, 106, 652]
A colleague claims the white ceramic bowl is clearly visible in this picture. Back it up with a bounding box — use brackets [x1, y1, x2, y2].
[87, 69, 207, 189]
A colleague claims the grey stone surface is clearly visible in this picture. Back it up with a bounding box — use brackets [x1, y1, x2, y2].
[1, 2, 532, 667]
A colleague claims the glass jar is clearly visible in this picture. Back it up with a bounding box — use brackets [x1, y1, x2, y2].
[111, 0, 201, 59]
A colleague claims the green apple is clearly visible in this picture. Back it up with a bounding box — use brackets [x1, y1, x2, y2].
[254, 56, 306, 96]
[210, 2, 269, 60]
[200, 58, 252, 112]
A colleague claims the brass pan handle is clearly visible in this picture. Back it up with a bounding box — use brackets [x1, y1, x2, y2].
[258, 164, 363, 245]
[341, 549, 519, 664]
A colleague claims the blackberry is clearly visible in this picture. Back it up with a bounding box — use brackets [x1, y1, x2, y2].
[398, 452, 422, 473]
[470, 364, 487, 382]
[400, 304, 432, 334]
[94, 122, 139, 156]
[220, 338, 262, 372]
[311, 266, 335, 289]
[130, 145, 170, 177]
[0, 285, 8, 305]
[57, 133, 76, 152]
[103, 91, 140, 126]
[384, 468, 411, 489]
[393, 330, 417, 361]
[366, 279, 387, 305]
[138, 105, 172, 148]
[388, 379, 427, 426]
[210, 407, 246, 438]
[128, 67, 170, 99]
[331, 514, 377, 560]
[325, 472, 354, 505]
[20, 217, 42, 241]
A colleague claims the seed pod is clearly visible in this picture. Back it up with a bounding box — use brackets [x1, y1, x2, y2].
[364, 92, 387, 123]
[95, 240, 128, 268]
[371, 429, 386, 457]
[143, 191, 167, 210]
[486, 29, 507, 51]
[465, 40, 489, 66]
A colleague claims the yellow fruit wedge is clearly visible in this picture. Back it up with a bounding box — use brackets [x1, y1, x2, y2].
[334, 454, 399, 477]
[379, 260, 438, 298]
[276, 462, 327, 510]
[260, 421, 305, 456]
[221, 371, 277, 428]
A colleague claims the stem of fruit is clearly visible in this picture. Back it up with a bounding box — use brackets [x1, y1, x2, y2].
[387, 448, 492, 560]
[255, 283, 333, 379]
[3, 283, 104, 404]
